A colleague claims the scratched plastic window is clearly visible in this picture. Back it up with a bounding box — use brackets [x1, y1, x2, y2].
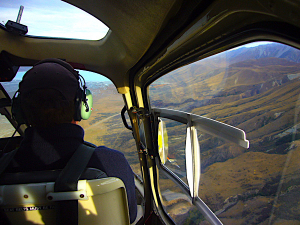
[150, 41, 300, 224]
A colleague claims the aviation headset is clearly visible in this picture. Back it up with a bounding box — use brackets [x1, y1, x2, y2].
[12, 59, 93, 125]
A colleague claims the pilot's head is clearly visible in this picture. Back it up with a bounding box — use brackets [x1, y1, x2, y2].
[18, 59, 81, 128]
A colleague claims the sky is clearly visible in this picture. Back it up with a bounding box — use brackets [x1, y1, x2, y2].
[14, 67, 110, 82]
[0, 0, 110, 82]
[0, 0, 109, 39]
[244, 41, 272, 48]
[226, 41, 272, 53]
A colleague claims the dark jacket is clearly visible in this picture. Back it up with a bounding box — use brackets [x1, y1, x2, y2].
[5, 123, 137, 223]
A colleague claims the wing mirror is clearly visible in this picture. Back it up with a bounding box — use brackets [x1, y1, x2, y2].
[158, 118, 168, 164]
[154, 108, 249, 198]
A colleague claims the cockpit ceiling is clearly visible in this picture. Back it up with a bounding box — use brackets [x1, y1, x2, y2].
[1, 0, 300, 91]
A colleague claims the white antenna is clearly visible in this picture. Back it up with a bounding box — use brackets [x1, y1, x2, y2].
[16, 6, 24, 23]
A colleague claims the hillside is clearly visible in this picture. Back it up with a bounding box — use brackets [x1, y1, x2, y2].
[151, 56, 300, 107]
[150, 43, 300, 224]
[227, 42, 300, 64]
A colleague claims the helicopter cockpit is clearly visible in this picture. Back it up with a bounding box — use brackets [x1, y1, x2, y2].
[1, 0, 300, 224]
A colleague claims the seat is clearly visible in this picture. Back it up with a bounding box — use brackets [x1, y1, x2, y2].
[0, 142, 131, 225]
[0, 177, 130, 225]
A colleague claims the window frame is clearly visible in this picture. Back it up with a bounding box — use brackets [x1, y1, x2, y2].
[152, 107, 250, 225]
[143, 39, 300, 225]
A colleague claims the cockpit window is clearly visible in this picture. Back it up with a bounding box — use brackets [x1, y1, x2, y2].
[150, 41, 300, 224]
[0, 0, 109, 40]
[0, 115, 17, 138]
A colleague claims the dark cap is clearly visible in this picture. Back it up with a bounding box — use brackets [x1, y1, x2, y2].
[19, 59, 79, 101]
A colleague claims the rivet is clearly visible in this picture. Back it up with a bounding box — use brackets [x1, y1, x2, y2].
[80, 194, 84, 198]
[24, 194, 29, 199]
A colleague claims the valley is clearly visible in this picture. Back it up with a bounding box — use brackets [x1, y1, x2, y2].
[150, 43, 300, 224]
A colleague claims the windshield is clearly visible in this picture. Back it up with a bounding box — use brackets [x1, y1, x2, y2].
[0, 0, 109, 40]
[150, 41, 300, 224]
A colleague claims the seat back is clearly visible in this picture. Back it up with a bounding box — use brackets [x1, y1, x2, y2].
[0, 177, 130, 225]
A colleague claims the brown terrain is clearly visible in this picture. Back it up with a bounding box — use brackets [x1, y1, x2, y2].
[150, 43, 300, 224]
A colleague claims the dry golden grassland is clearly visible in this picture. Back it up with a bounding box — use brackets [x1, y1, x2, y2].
[151, 56, 300, 223]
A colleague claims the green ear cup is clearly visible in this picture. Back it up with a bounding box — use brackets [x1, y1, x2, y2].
[81, 89, 93, 120]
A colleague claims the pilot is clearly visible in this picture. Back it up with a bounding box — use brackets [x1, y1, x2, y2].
[5, 59, 137, 223]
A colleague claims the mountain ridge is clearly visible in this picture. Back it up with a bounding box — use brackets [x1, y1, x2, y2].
[150, 42, 300, 224]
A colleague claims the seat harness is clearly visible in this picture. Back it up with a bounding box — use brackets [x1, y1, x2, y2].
[0, 143, 96, 225]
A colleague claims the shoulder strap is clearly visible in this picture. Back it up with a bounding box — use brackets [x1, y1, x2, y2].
[0, 148, 18, 175]
[54, 143, 95, 192]
[0, 143, 96, 225]
[54, 143, 95, 225]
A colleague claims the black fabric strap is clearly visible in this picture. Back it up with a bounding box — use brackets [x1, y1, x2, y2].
[54, 143, 95, 225]
[0, 148, 18, 175]
[0, 143, 95, 225]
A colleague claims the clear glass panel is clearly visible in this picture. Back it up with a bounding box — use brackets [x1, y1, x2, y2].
[1, 79, 20, 98]
[159, 118, 187, 183]
[159, 170, 211, 225]
[0, 114, 17, 138]
[150, 41, 300, 224]
[0, 73, 22, 139]
[0, 0, 109, 40]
